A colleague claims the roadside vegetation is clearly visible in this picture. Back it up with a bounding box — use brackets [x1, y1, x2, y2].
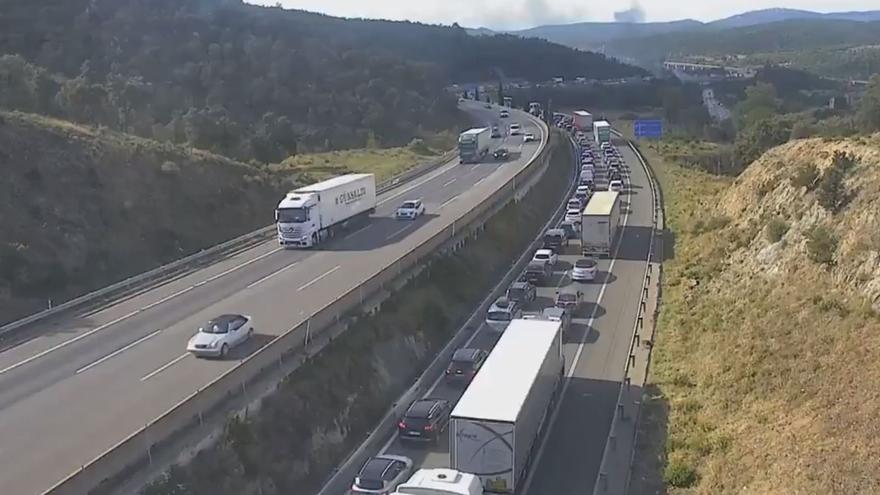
[629, 133, 880, 493]
[138, 133, 573, 495]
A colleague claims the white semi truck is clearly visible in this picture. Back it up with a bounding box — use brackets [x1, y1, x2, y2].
[581, 190, 621, 257]
[275, 173, 376, 248]
[572, 110, 593, 131]
[449, 319, 565, 493]
[593, 120, 611, 144]
[459, 128, 492, 164]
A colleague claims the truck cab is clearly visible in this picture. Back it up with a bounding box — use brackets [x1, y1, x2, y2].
[276, 193, 319, 247]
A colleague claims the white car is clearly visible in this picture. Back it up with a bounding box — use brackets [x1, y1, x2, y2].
[523, 132, 536, 143]
[499, 109, 510, 118]
[533, 248, 558, 266]
[509, 123, 522, 135]
[572, 258, 598, 282]
[351, 454, 414, 494]
[395, 199, 425, 219]
[187, 314, 253, 358]
[486, 297, 522, 332]
[609, 180, 623, 192]
[564, 208, 582, 224]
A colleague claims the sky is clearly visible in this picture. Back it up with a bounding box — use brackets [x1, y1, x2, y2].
[255, 0, 878, 30]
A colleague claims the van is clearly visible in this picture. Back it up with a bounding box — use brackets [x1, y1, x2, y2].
[393, 468, 483, 495]
[486, 297, 522, 332]
[524, 260, 552, 286]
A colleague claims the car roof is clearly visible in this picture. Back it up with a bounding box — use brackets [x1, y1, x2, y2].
[546, 228, 565, 235]
[576, 258, 597, 267]
[536, 248, 552, 253]
[359, 456, 398, 479]
[452, 348, 482, 362]
[511, 280, 530, 288]
[210, 314, 243, 324]
[407, 398, 444, 417]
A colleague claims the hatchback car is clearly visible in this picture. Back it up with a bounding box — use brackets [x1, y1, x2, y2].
[509, 123, 522, 135]
[499, 109, 509, 118]
[445, 348, 489, 384]
[351, 455, 414, 494]
[493, 147, 510, 161]
[572, 257, 598, 282]
[533, 248, 558, 266]
[187, 314, 253, 358]
[555, 290, 583, 312]
[486, 297, 522, 331]
[506, 280, 537, 304]
[395, 199, 425, 220]
[523, 132, 536, 143]
[564, 208, 582, 225]
[542, 228, 568, 251]
[398, 398, 451, 442]
[609, 180, 623, 192]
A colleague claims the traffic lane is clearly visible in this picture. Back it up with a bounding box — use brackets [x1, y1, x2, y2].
[0, 104, 511, 372]
[0, 124, 544, 402]
[525, 145, 654, 494]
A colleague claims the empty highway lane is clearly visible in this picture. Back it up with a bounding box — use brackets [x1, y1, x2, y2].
[0, 103, 546, 495]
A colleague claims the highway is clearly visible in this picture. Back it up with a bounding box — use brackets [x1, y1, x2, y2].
[319, 133, 655, 494]
[0, 102, 546, 495]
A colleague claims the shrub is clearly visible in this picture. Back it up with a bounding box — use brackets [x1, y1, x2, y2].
[664, 459, 698, 488]
[790, 163, 819, 190]
[817, 151, 855, 213]
[765, 217, 789, 243]
[806, 225, 837, 265]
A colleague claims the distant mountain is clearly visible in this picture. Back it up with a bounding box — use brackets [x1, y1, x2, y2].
[508, 20, 702, 50]
[710, 8, 880, 29]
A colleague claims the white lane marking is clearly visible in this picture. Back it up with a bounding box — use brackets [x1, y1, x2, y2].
[442, 178, 457, 187]
[344, 224, 373, 240]
[297, 265, 341, 292]
[75, 329, 163, 375]
[0, 309, 141, 376]
[520, 143, 634, 495]
[473, 176, 487, 187]
[439, 195, 458, 209]
[385, 223, 415, 241]
[247, 262, 300, 289]
[377, 160, 459, 206]
[140, 286, 195, 312]
[140, 353, 190, 382]
[202, 247, 282, 284]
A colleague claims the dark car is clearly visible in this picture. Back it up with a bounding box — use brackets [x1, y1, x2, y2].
[491, 126, 502, 138]
[493, 148, 510, 161]
[445, 348, 489, 384]
[525, 260, 552, 285]
[542, 228, 568, 251]
[507, 280, 537, 304]
[560, 221, 579, 240]
[398, 398, 451, 443]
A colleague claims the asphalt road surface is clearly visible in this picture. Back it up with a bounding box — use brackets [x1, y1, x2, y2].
[0, 102, 546, 495]
[320, 135, 654, 494]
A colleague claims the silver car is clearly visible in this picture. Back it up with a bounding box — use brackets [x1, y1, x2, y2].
[186, 314, 253, 358]
[351, 455, 414, 494]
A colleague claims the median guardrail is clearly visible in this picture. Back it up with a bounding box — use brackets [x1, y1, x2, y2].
[0, 148, 457, 337]
[43, 110, 553, 495]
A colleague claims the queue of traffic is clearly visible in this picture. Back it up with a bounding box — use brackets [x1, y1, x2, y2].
[345, 109, 628, 495]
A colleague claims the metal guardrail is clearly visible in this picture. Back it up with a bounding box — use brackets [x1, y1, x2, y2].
[0, 148, 457, 337]
[591, 130, 664, 495]
[42, 111, 552, 495]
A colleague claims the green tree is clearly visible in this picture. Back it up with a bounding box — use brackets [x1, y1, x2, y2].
[734, 116, 792, 165]
[817, 151, 855, 213]
[736, 82, 779, 129]
[856, 75, 880, 132]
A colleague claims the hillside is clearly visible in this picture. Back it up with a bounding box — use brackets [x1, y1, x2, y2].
[0, 0, 641, 162]
[503, 20, 701, 51]
[0, 111, 292, 324]
[710, 8, 880, 29]
[632, 135, 880, 492]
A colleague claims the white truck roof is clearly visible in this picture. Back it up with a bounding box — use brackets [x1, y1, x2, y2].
[451, 319, 560, 423]
[573, 110, 592, 116]
[584, 191, 619, 216]
[594, 120, 611, 128]
[461, 127, 489, 136]
[394, 468, 482, 495]
[292, 173, 373, 194]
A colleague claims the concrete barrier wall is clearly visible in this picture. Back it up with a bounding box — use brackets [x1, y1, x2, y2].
[43, 113, 552, 495]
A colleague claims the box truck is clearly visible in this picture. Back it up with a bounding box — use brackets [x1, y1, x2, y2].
[528, 102, 542, 117]
[572, 110, 593, 131]
[275, 174, 376, 248]
[581, 190, 621, 257]
[449, 319, 565, 493]
[459, 128, 491, 164]
[593, 120, 611, 144]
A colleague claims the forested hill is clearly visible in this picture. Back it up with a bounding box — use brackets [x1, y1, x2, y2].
[0, 0, 643, 162]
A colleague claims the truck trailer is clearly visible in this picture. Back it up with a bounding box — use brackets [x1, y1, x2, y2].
[449, 319, 565, 493]
[593, 120, 611, 144]
[275, 174, 376, 248]
[459, 128, 492, 164]
[581, 190, 621, 257]
[572, 110, 593, 131]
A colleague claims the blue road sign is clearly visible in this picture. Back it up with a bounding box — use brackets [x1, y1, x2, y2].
[634, 119, 663, 139]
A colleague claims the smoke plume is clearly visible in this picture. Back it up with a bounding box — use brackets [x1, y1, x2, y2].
[613, 2, 645, 23]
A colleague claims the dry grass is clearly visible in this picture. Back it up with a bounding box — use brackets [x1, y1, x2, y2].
[632, 135, 880, 494]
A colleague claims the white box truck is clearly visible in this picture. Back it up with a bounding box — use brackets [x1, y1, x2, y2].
[449, 319, 565, 493]
[593, 120, 611, 144]
[572, 110, 593, 131]
[393, 468, 483, 495]
[275, 173, 376, 248]
[459, 128, 491, 164]
[581, 190, 621, 257]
